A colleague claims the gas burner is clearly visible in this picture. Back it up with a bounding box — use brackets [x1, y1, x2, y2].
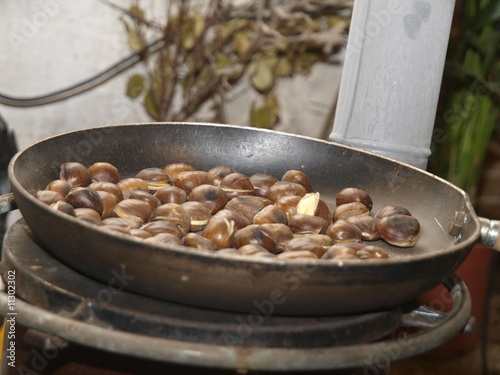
[1, 219, 472, 372]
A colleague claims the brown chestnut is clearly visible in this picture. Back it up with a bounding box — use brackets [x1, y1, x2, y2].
[188, 184, 228, 214]
[267, 181, 307, 202]
[74, 208, 102, 223]
[110, 198, 153, 225]
[332, 202, 369, 222]
[174, 171, 213, 194]
[277, 250, 318, 260]
[347, 215, 381, 241]
[375, 205, 412, 219]
[117, 178, 149, 199]
[60, 162, 92, 188]
[260, 223, 294, 252]
[220, 172, 255, 199]
[101, 217, 141, 229]
[130, 228, 153, 239]
[326, 220, 363, 243]
[181, 201, 212, 231]
[163, 162, 196, 180]
[234, 224, 276, 253]
[96, 190, 119, 218]
[288, 214, 327, 235]
[253, 205, 288, 225]
[322, 243, 362, 260]
[274, 195, 302, 220]
[249, 173, 278, 197]
[225, 195, 272, 223]
[88, 162, 120, 184]
[282, 236, 325, 258]
[140, 220, 181, 237]
[207, 166, 237, 185]
[357, 245, 390, 259]
[136, 167, 172, 192]
[238, 244, 274, 257]
[46, 180, 71, 197]
[336, 188, 373, 211]
[154, 186, 188, 205]
[212, 209, 249, 231]
[281, 170, 313, 192]
[36, 190, 64, 205]
[296, 192, 331, 221]
[379, 215, 420, 247]
[50, 200, 76, 216]
[183, 233, 218, 251]
[149, 203, 191, 237]
[128, 190, 162, 211]
[201, 217, 236, 249]
[65, 187, 104, 215]
[146, 233, 183, 246]
[88, 181, 124, 202]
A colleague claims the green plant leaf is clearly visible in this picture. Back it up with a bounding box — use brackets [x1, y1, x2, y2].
[470, 1, 500, 30]
[143, 89, 159, 120]
[127, 28, 143, 52]
[129, 4, 145, 19]
[249, 93, 280, 128]
[216, 53, 232, 69]
[249, 53, 278, 93]
[126, 74, 145, 98]
[233, 30, 253, 55]
[219, 18, 249, 39]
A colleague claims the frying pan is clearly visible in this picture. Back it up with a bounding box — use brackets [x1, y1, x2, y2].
[1, 122, 498, 316]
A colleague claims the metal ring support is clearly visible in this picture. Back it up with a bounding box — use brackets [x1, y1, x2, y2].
[0, 274, 471, 371]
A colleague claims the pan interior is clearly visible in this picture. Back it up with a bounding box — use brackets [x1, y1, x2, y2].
[11, 122, 479, 262]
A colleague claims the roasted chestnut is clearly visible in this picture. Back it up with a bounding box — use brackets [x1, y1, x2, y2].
[332, 202, 369, 222]
[65, 187, 104, 215]
[174, 171, 213, 194]
[128, 190, 162, 211]
[181, 201, 212, 231]
[88, 162, 120, 184]
[96, 190, 119, 218]
[130, 228, 153, 239]
[146, 233, 183, 246]
[347, 215, 381, 241]
[274, 195, 302, 220]
[297, 233, 333, 249]
[281, 170, 313, 192]
[88, 181, 124, 202]
[149, 203, 191, 237]
[216, 248, 242, 256]
[101, 217, 141, 229]
[295, 192, 331, 221]
[379, 215, 420, 247]
[202, 216, 236, 249]
[375, 205, 412, 219]
[225, 195, 272, 223]
[288, 214, 327, 235]
[117, 178, 149, 199]
[50, 200, 76, 216]
[336, 188, 373, 211]
[212, 209, 249, 231]
[267, 181, 307, 202]
[36, 190, 64, 205]
[322, 243, 361, 260]
[46, 179, 71, 197]
[260, 223, 294, 252]
[163, 162, 196, 180]
[207, 166, 237, 185]
[249, 173, 278, 197]
[110, 198, 153, 225]
[74, 208, 102, 223]
[140, 220, 181, 237]
[183, 233, 218, 251]
[326, 220, 363, 243]
[357, 245, 389, 259]
[154, 186, 188, 205]
[220, 172, 255, 199]
[277, 250, 318, 260]
[234, 224, 276, 253]
[136, 167, 172, 192]
[253, 205, 288, 225]
[60, 162, 92, 188]
[188, 184, 228, 214]
[238, 244, 274, 257]
[282, 236, 325, 258]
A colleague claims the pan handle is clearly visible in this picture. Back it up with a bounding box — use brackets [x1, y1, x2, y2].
[479, 218, 500, 251]
[0, 193, 17, 214]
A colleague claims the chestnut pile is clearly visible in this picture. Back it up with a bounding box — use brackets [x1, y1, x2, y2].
[34, 162, 420, 261]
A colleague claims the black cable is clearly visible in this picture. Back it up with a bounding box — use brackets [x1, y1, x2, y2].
[0, 38, 164, 108]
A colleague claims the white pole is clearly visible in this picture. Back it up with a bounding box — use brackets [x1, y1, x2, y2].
[330, 0, 456, 169]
